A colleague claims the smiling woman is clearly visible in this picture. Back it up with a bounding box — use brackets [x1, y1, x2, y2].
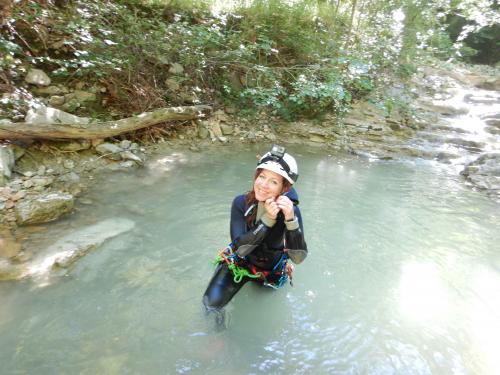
[202, 145, 308, 322]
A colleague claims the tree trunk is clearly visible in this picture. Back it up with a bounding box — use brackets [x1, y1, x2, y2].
[0, 105, 211, 140]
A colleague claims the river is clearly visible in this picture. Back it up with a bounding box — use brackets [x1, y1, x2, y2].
[0, 146, 499, 374]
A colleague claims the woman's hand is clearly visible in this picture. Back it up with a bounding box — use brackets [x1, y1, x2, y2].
[276, 195, 295, 221]
[264, 198, 280, 220]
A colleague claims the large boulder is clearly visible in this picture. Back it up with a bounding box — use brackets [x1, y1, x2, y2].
[15, 192, 74, 225]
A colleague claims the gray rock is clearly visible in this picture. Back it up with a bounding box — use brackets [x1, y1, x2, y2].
[63, 159, 75, 169]
[25, 69, 51, 86]
[33, 218, 135, 273]
[0, 260, 25, 281]
[120, 150, 143, 163]
[59, 140, 92, 152]
[461, 152, 500, 193]
[25, 105, 89, 125]
[95, 143, 123, 160]
[32, 177, 53, 187]
[33, 85, 69, 95]
[0, 146, 15, 186]
[58, 172, 80, 184]
[15, 192, 74, 225]
[65, 90, 97, 103]
[165, 78, 181, 91]
[198, 125, 210, 139]
[220, 124, 234, 135]
[169, 63, 184, 75]
[48, 95, 65, 106]
[37, 166, 46, 176]
[120, 140, 132, 149]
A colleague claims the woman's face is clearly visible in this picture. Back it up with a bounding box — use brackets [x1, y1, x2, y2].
[254, 169, 284, 202]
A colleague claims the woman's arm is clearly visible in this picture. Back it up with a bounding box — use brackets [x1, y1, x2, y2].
[230, 196, 273, 257]
[284, 205, 308, 264]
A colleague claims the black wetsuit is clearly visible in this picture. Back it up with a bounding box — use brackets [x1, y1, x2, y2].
[202, 188, 307, 310]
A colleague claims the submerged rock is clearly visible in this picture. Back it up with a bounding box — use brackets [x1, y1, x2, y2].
[30, 218, 135, 275]
[15, 192, 74, 225]
[0, 218, 135, 281]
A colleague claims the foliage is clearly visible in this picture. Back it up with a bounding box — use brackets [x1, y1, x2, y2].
[0, 0, 496, 123]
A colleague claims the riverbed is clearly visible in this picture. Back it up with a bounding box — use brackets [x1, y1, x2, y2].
[1, 146, 499, 374]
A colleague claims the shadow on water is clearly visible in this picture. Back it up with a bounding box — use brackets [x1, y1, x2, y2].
[1, 145, 499, 374]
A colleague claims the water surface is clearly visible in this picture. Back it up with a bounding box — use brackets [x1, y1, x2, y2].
[1, 146, 499, 374]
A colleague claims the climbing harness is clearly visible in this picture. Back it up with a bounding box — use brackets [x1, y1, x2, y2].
[213, 244, 293, 288]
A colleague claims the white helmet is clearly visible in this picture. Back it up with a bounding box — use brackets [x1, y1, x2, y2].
[256, 145, 298, 184]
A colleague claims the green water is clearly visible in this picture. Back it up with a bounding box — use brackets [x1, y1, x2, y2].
[1, 146, 499, 374]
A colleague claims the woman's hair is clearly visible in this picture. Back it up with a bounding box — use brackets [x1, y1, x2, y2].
[244, 168, 291, 226]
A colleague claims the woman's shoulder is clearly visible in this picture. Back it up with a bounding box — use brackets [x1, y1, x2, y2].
[232, 194, 247, 207]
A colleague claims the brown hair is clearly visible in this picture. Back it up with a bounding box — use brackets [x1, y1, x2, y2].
[244, 168, 292, 226]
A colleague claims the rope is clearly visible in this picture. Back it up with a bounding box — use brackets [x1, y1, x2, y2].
[212, 244, 291, 287]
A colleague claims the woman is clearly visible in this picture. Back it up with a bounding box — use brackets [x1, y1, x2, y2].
[203, 145, 307, 312]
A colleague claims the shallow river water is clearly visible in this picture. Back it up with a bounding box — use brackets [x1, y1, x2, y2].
[1, 146, 499, 375]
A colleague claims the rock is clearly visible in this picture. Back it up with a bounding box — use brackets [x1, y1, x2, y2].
[169, 63, 184, 75]
[0, 259, 25, 281]
[61, 98, 81, 112]
[37, 166, 46, 176]
[247, 131, 257, 140]
[15, 192, 74, 225]
[120, 150, 143, 164]
[198, 124, 210, 139]
[265, 133, 277, 141]
[95, 143, 123, 160]
[461, 152, 500, 193]
[63, 159, 75, 169]
[33, 85, 69, 95]
[463, 94, 499, 105]
[64, 90, 97, 103]
[0, 146, 15, 186]
[0, 228, 21, 259]
[48, 95, 65, 106]
[25, 69, 51, 86]
[25, 105, 89, 125]
[30, 218, 135, 274]
[308, 134, 326, 143]
[32, 177, 53, 187]
[22, 180, 34, 189]
[120, 140, 132, 149]
[58, 171, 80, 184]
[209, 121, 223, 138]
[220, 124, 234, 135]
[475, 78, 500, 91]
[165, 78, 181, 91]
[58, 140, 92, 152]
[218, 136, 228, 143]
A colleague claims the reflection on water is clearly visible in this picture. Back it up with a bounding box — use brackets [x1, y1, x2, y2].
[0, 146, 499, 374]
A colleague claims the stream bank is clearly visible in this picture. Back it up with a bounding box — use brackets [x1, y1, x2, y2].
[0, 62, 499, 281]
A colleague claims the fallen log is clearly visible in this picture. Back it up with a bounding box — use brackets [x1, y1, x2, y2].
[0, 105, 211, 140]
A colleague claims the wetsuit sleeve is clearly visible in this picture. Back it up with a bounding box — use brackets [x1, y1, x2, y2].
[230, 196, 272, 257]
[285, 205, 308, 264]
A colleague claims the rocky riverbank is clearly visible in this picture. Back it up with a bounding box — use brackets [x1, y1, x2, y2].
[1, 62, 498, 281]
